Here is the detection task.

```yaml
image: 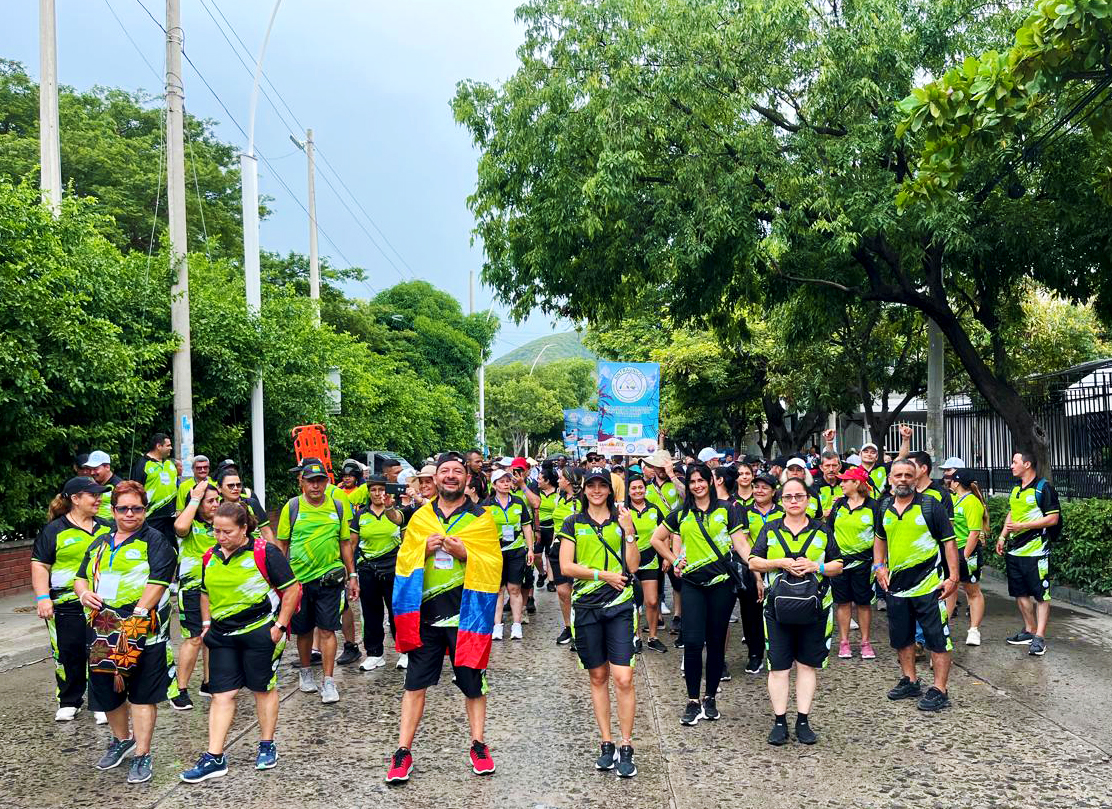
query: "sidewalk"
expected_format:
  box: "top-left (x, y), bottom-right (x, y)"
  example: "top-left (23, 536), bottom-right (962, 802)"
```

top-left (0, 591), bottom-right (50, 672)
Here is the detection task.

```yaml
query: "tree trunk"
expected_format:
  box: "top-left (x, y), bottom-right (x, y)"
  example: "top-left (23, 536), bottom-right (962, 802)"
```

top-left (762, 395), bottom-right (828, 454)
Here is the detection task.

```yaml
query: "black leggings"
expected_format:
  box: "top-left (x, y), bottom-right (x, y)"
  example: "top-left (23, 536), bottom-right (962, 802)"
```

top-left (737, 564), bottom-right (764, 659)
top-left (682, 580), bottom-right (735, 700)
top-left (358, 566), bottom-right (396, 657)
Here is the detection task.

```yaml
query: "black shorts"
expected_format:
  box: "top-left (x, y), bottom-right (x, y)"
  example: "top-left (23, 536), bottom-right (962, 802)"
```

top-left (501, 547), bottom-right (527, 587)
top-left (764, 608), bottom-right (831, 671)
top-left (547, 541), bottom-right (571, 586)
top-left (1005, 554), bottom-right (1051, 601)
top-left (942, 546), bottom-right (983, 585)
top-left (572, 603), bottom-right (637, 670)
top-left (291, 576), bottom-right (347, 634)
top-left (885, 590), bottom-right (952, 653)
top-left (88, 641), bottom-right (173, 711)
top-left (205, 624), bottom-right (285, 693)
top-left (830, 565), bottom-right (875, 606)
top-left (534, 525), bottom-right (554, 555)
top-left (403, 623), bottom-right (488, 698)
top-left (178, 587), bottom-right (203, 638)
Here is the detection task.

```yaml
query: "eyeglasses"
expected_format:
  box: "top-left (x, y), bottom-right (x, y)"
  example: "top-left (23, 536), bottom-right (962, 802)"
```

top-left (224, 482), bottom-right (243, 489)
top-left (113, 505), bottom-right (144, 514)
top-left (781, 493), bottom-right (808, 502)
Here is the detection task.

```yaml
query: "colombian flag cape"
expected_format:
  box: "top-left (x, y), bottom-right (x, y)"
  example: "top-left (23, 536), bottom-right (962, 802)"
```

top-left (393, 502), bottom-right (502, 669)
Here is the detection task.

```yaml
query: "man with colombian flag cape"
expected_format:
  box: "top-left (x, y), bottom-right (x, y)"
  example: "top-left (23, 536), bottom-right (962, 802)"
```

top-left (387, 452), bottom-right (502, 784)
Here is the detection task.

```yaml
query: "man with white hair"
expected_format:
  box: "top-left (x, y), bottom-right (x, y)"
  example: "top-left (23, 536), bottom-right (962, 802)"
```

top-left (697, 447), bottom-right (723, 469)
top-left (780, 457), bottom-right (821, 517)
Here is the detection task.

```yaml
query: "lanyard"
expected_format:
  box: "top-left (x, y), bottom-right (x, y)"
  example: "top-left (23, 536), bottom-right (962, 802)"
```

top-left (441, 511), bottom-right (468, 535)
top-left (106, 532), bottom-right (130, 570)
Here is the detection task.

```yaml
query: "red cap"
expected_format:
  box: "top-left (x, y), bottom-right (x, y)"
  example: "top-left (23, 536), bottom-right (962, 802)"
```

top-left (838, 466), bottom-right (869, 484)
top-left (511, 457), bottom-right (528, 470)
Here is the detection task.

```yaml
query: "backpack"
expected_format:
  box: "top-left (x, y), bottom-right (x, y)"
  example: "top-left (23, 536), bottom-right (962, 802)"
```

top-left (202, 537), bottom-right (299, 636)
top-left (767, 529), bottom-right (823, 626)
top-left (1035, 479), bottom-right (1063, 544)
top-left (286, 494), bottom-right (345, 529)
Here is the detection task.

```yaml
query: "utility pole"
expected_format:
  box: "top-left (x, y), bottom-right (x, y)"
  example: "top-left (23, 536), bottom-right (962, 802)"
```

top-left (291, 129), bottom-right (320, 322)
top-left (470, 268), bottom-right (487, 455)
top-left (166, 0), bottom-right (194, 465)
top-left (38, 0), bottom-right (62, 214)
top-left (926, 319), bottom-right (945, 476)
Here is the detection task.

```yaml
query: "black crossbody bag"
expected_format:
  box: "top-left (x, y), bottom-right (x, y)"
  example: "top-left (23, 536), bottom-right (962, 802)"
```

top-left (593, 521), bottom-right (643, 608)
top-left (691, 510), bottom-right (747, 593)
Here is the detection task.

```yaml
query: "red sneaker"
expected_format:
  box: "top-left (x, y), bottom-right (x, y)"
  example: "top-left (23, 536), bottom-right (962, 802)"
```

top-left (385, 748), bottom-right (413, 783)
top-left (469, 740), bottom-right (495, 776)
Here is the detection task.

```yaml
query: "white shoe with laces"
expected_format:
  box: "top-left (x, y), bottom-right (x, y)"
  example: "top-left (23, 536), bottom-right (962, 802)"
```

top-left (660, 602), bottom-right (672, 615)
top-left (966, 627), bottom-right (982, 646)
top-left (298, 669), bottom-right (317, 693)
top-left (320, 677), bottom-right (339, 704)
top-left (94, 711), bottom-right (108, 725)
top-left (492, 624), bottom-right (503, 641)
top-left (510, 622), bottom-right (523, 640)
top-left (395, 653), bottom-right (408, 670)
top-left (54, 706), bottom-right (78, 721)
top-left (359, 655), bottom-right (385, 671)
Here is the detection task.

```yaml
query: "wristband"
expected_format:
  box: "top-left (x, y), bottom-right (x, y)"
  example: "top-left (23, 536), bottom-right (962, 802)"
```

top-left (36, 594), bottom-right (49, 601)
top-left (190, 498), bottom-right (201, 506)
top-left (593, 569), bottom-right (599, 581)
top-left (872, 563), bottom-right (886, 572)
top-left (819, 562), bottom-right (825, 576)
top-left (202, 620), bottom-right (211, 627)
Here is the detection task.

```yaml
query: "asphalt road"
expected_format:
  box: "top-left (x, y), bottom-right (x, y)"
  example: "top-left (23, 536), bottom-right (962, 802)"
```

top-left (0, 577), bottom-right (1109, 809)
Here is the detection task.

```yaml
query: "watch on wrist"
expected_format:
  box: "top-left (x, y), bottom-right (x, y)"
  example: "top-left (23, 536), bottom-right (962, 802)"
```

top-left (274, 623), bottom-right (286, 632)
top-left (132, 606), bottom-right (149, 617)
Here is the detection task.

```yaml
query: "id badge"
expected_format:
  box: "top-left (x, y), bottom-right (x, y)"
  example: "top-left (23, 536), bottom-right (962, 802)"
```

top-left (501, 524), bottom-right (515, 543)
top-left (96, 572), bottom-right (121, 601)
top-left (434, 549), bottom-right (454, 570)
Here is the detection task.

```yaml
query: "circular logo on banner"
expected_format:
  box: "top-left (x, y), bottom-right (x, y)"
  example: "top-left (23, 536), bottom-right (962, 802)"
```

top-left (612, 366), bottom-right (649, 403)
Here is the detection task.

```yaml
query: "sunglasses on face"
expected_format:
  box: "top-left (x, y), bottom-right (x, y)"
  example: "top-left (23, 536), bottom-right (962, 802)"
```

top-left (113, 505), bottom-right (144, 514)
top-left (225, 482), bottom-right (243, 489)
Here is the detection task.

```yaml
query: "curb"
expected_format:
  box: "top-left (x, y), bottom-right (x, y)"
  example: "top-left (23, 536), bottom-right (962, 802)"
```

top-left (981, 565), bottom-right (1112, 617)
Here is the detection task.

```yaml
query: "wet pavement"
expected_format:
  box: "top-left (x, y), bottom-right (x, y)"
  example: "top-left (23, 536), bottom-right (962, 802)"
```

top-left (1, 577), bottom-right (1110, 809)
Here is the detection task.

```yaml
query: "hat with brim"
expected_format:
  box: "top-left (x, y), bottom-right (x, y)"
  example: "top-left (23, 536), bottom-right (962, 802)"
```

top-left (753, 473), bottom-right (778, 489)
top-left (644, 449), bottom-right (671, 468)
top-left (861, 443), bottom-right (879, 452)
top-left (952, 468), bottom-right (978, 488)
top-left (491, 469), bottom-right (511, 484)
top-left (87, 450), bottom-right (111, 467)
top-left (415, 465), bottom-right (437, 479)
top-left (583, 469), bottom-right (613, 488)
top-left (838, 466), bottom-right (870, 484)
top-left (300, 461), bottom-right (329, 480)
top-left (785, 457), bottom-right (808, 470)
top-left (940, 456), bottom-right (965, 470)
top-left (63, 476), bottom-right (110, 496)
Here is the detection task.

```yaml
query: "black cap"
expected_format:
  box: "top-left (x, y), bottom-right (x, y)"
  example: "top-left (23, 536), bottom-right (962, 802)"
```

top-left (381, 458), bottom-right (402, 468)
top-left (435, 451), bottom-right (466, 469)
top-left (952, 468), bottom-right (978, 488)
top-left (298, 461), bottom-right (329, 480)
top-left (753, 473), bottom-right (779, 488)
top-left (74, 453), bottom-right (91, 468)
top-left (583, 468), bottom-right (613, 488)
top-left (365, 475), bottom-right (388, 486)
top-left (771, 455), bottom-right (787, 468)
top-left (743, 454), bottom-right (762, 465)
top-left (63, 476), bottom-right (110, 496)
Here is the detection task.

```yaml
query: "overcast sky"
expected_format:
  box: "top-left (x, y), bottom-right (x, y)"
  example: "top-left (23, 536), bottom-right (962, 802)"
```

top-left (2, 0), bottom-right (568, 358)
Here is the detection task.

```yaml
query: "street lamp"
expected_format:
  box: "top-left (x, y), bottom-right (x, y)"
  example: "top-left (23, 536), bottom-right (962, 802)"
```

top-left (529, 344), bottom-right (555, 374)
top-left (240, 0), bottom-right (285, 507)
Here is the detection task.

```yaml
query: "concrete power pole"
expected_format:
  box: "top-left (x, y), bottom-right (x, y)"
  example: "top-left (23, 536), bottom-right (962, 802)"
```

top-left (290, 129), bottom-right (319, 323)
top-left (470, 268), bottom-right (486, 454)
top-left (39, 0), bottom-right (62, 214)
top-left (166, 0), bottom-right (194, 464)
top-left (926, 319), bottom-right (945, 476)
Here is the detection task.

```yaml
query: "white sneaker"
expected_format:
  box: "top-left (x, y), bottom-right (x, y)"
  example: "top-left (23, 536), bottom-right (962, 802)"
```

top-left (660, 602), bottom-right (672, 615)
top-left (966, 627), bottom-right (982, 646)
top-left (359, 655), bottom-right (385, 671)
top-left (54, 706), bottom-right (78, 722)
top-left (492, 624), bottom-right (503, 641)
top-left (94, 711), bottom-right (108, 725)
top-left (395, 653), bottom-right (408, 670)
top-left (510, 622), bottom-right (523, 640)
top-left (298, 669), bottom-right (317, 693)
top-left (320, 677), bottom-right (339, 704)
top-left (850, 618), bottom-right (860, 630)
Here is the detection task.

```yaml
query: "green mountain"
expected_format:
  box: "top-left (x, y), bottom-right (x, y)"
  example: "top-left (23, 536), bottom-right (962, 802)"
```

top-left (491, 331), bottom-right (598, 366)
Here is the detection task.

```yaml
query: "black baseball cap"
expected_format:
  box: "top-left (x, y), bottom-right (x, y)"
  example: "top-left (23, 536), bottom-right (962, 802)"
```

top-left (63, 476), bottom-right (110, 496)
top-left (583, 468), bottom-right (613, 488)
top-left (753, 473), bottom-right (779, 489)
top-left (381, 458), bottom-right (402, 468)
top-left (952, 468), bottom-right (978, 488)
top-left (298, 461), bottom-right (329, 480)
top-left (365, 475), bottom-right (388, 486)
top-left (435, 451), bottom-right (466, 469)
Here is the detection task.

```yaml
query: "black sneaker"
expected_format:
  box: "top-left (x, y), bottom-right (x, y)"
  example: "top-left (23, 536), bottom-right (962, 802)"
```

top-left (767, 723), bottom-right (789, 746)
top-left (633, 638), bottom-right (643, 655)
top-left (795, 718), bottom-right (817, 745)
top-left (595, 741), bottom-right (616, 771)
top-left (526, 596), bottom-right (536, 614)
top-left (657, 618), bottom-right (665, 629)
top-left (336, 642), bottom-right (360, 666)
top-left (887, 675), bottom-right (923, 701)
top-left (1007, 630), bottom-right (1035, 645)
top-left (536, 574), bottom-right (547, 589)
top-left (674, 635), bottom-right (685, 649)
top-left (546, 581), bottom-right (557, 592)
top-left (680, 700), bottom-right (703, 726)
top-left (310, 649), bottom-right (322, 665)
top-left (170, 689), bottom-right (194, 711)
top-left (616, 745), bottom-right (637, 778)
top-left (556, 627), bottom-right (572, 645)
top-left (570, 639), bottom-right (577, 652)
top-left (745, 655), bottom-right (763, 674)
top-left (701, 696), bottom-right (720, 721)
top-left (646, 637), bottom-right (668, 653)
top-left (198, 681), bottom-right (212, 698)
top-left (127, 753), bottom-right (153, 784)
top-left (917, 686), bottom-right (951, 711)
top-left (1028, 636), bottom-right (1047, 656)
top-left (720, 664), bottom-right (732, 682)
top-left (95, 736), bottom-right (136, 770)
top-left (670, 617), bottom-right (682, 634)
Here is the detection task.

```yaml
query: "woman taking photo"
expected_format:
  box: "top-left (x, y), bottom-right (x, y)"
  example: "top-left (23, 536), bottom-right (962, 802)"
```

top-left (180, 502), bottom-right (301, 781)
top-left (947, 469), bottom-right (987, 646)
top-left (558, 469), bottom-right (640, 777)
top-left (74, 481), bottom-right (177, 784)
top-left (827, 466), bottom-right (879, 660)
top-left (625, 472), bottom-right (667, 653)
top-left (483, 469), bottom-right (534, 641)
top-left (31, 477), bottom-right (111, 721)
top-left (549, 466), bottom-right (582, 646)
top-left (749, 477), bottom-right (843, 746)
top-left (351, 476), bottom-right (404, 670)
top-left (650, 463), bottom-right (749, 726)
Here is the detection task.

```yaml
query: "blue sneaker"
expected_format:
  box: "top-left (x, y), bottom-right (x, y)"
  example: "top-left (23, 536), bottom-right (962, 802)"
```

top-left (181, 752), bottom-right (228, 783)
top-left (256, 741), bottom-right (278, 770)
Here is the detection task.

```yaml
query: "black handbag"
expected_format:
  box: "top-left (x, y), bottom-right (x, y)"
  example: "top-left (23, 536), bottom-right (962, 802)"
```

top-left (692, 511), bottom-right (747, 593)
top-left (768, 531), bottom-right (822, 625)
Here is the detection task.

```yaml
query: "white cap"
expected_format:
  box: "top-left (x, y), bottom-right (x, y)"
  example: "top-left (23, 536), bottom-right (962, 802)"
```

top-left (697, 447), bottom-right (722, 463)
top-left (491, 469), bottom-right (511, 484)
top-left (397, 469), bottom-right (415, 485)
top-left (86, 450), bottom-right (111, 466)
top-left (785, 457), bottom-right (808, 469)
top-left (846, 454), bottom-right (862, 466)
top-left (497, 456), bottom-right (515, 467)
top-left (861, 442), bottom-right (878, 452)
top-left (940, 456), bottom-right (965, 470)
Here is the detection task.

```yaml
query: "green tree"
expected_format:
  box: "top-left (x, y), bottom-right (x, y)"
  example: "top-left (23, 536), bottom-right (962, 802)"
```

top-left (453, 0), bottom-right (1112, 474)
top-left (485, 359), bottom-right (595, 454)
